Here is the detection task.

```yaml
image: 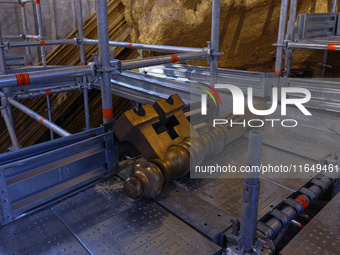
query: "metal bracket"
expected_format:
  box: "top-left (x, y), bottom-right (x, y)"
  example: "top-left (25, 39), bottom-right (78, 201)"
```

top-left (45, 107), bottom-right (54, 113)
top-left (109, 60), bottom-right (122, 74)
top-left (273, 40), bottom-right (288, 48)
top-left (75, 76), bottom-right (82, 86)
top-left (0, 97), bottom-right (8, 110)
top-left (1, 41), bottom-right (9, 51)
top-left (75, 35), bottom-right (81, 46)
top-left (211, 51), bottom-right (224, 56)
top-left (91, 60), bottom-right (121, 75)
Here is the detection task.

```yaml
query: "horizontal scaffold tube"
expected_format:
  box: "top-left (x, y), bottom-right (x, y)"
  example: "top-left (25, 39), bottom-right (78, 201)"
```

top-left (2, 35), bottom-right (23, 39)
top-left (0, 0), bottom-right (20, 3)
top-left (8, 39), bottom-right (77, 48)
top-left (24, 34), bottom-right (40, 40)
top-left (0, 65), bottom-right (94, 88)
top-left (83, 38), bottom-right (205, 53)
top-left (14, 85), bottom-right (80, 100)
top-left (288, 42), bottom-right (340, 51)
top-left (120, 52), bottom-right (209, 70)
top-left (7, 97), bottom-right (71, 137)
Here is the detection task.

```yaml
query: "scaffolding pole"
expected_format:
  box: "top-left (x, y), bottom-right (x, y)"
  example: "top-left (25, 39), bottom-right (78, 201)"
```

top-left (76, 0), bottom-right (91, 130)
top-left (0, 28), bottom-right (20, 150)
top-left (322, 0), bottom-right (338, 78)
top-left (8, 39), bottom-right (77, 48)
top-left (7, 97), bottom-right (71, 137)
top-left (14, 85), bottom-right (79, 100)
top-left (119, 52), bottom-right (209, 70)
top-left (2, 35), bottom-right (23, 39)
top-left (0, 65), bottom-right (94, 88)
top-left (240, 130), bottom-right (263, 253)
top-left (35, 0), bottom-right (54, 139)
top-left (96, 0), bottom-right (114, 125)
top-left (0, 0), bottom-right (19, 3)
top-left (284, 0), bottom-right (297, 77)
top-left (287, 42), bottom-right (340, 50)
top-left (0, 31), bottom-right (7, 76)
top-left (20, 3), bottom-right (31, 65)
top-left (83, 38), bottom-right (205, 53)
top-left (25, 35), bottom-right (40, 40)
top-left (1, 97), bottom-right (20, 150)
top-left (275, 0), bottom-right (289, 75)
top-left (210, 0), bottom-right (220, 87)
top-left (35, 0), bottom-right (46, 67)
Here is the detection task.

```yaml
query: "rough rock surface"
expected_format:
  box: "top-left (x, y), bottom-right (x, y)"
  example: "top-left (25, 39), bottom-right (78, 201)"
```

top-left (121, 0), bottom-right (339, 75)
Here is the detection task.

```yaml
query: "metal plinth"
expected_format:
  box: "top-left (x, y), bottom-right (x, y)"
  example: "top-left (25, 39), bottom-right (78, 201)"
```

top-left (191, 178), bottom-right (292, 220)
top-left (0, 127), bottom-right (117, 226)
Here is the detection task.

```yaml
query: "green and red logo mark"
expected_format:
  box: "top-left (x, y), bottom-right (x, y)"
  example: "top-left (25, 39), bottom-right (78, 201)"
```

top-left (198, 83), bottom-right (222, 115)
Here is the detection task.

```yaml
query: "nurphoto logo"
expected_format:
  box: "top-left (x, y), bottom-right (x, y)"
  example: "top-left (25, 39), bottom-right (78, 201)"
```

top-left (199, 83), bottom-right (312, 128)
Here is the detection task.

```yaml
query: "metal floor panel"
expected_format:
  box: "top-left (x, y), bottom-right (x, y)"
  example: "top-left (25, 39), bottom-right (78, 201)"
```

top-left (280, 192), bottom-right (340, 255)
top-left (155, 182), bottom-right (233, 241)
top-left (191, 178), bottom-right (292, 220)
top-left (0, 208), bottom-right (89, 255)
top-left (51, 177), bottom-right (222, 255)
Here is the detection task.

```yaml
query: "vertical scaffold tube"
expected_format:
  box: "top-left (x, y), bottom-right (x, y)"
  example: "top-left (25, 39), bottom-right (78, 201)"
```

top-left (210, 0), bottom-right (220, 87)
top-left (322, 0), bottom-right (338, 78)
top-left (35, 0), bottom-right (54, 139)
top-left (35, 0), bottom-right (46, 67)
top-left (76, 0), bottom-right (91, 130)
top-left (96, 0), bottom-right (114, 124)
top-left (275, 0), bottom-right (289, 74)
top-left (20, 3), bottom-right (31, 65)
top-left (284, 0), bottom-right (297, 77)
top-left (240, 130), bottom-right (263, 253)
top-left (0, 28), bottom-right (20, 150)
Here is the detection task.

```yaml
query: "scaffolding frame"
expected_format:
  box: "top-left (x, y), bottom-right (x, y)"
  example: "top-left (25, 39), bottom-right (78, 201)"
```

top-left (0, 0), bottom-right (216, 151)
top-left (0, 0), bottom-right (218, 227)
top-left (275, 0), bottom-right (339, 77)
